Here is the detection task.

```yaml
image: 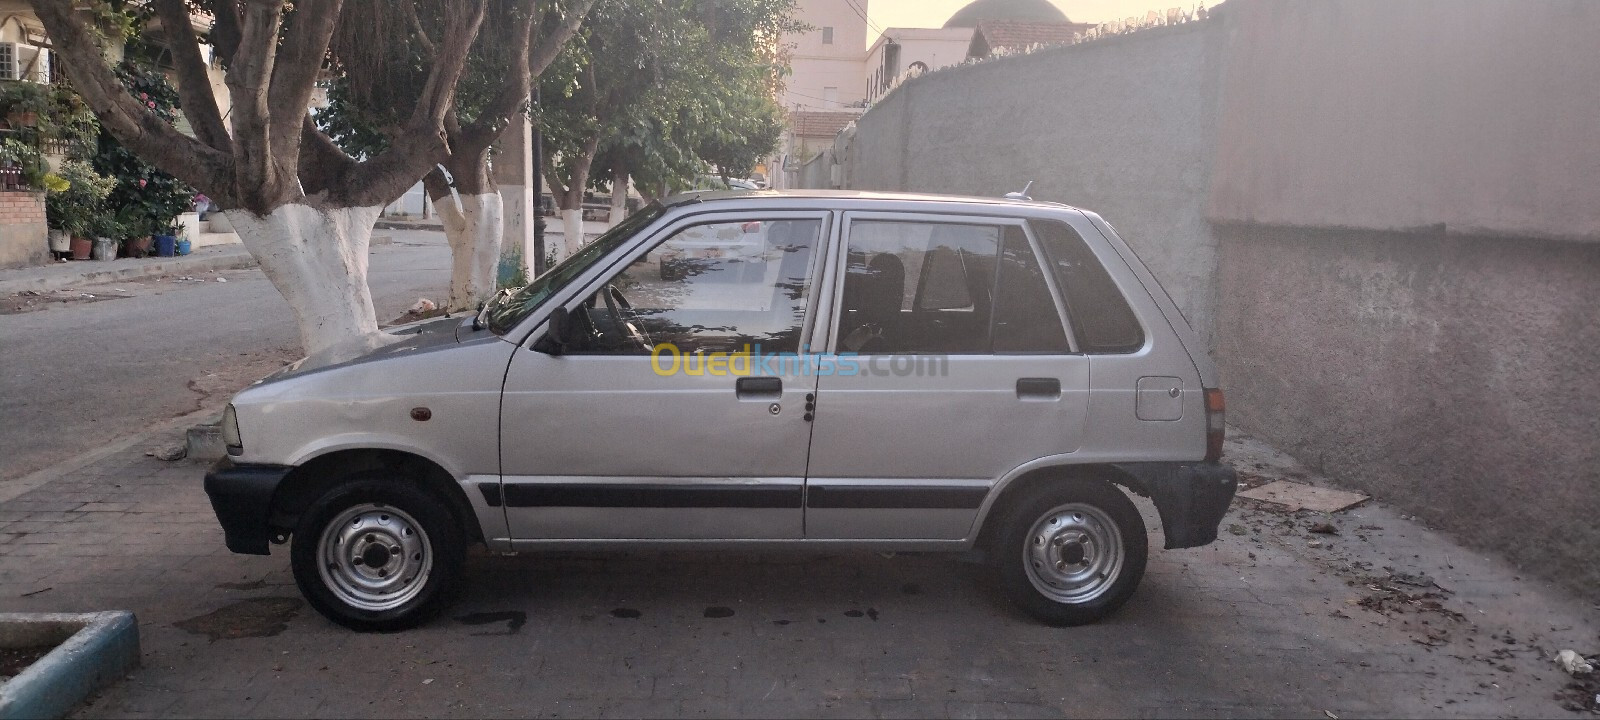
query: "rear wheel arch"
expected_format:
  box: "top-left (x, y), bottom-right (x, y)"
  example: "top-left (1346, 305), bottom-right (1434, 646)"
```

top-left (269, 449), bottom-right (484, 545)
top-left (974, 463), bottom-right (1148, 551)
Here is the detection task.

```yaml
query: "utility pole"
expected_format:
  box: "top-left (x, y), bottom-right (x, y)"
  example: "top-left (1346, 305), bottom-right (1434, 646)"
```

top-left (532, 86), bottom-right (548, 276)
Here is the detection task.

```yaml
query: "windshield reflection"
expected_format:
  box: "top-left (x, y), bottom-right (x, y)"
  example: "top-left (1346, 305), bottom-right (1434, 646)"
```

top-left (485, 203), bottom-right (665, 335)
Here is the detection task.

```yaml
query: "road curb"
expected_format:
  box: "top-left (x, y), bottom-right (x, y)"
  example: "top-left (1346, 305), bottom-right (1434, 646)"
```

top-left (0, 250), bottom-right (257, 296)
top-left (0, 406), bottom-right (220, 505)
top-left (0, 611), bottom-right (140, 720)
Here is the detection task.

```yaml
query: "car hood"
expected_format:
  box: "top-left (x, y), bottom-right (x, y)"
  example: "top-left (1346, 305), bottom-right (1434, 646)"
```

top-left (253, 315), bottom-right (478, 387)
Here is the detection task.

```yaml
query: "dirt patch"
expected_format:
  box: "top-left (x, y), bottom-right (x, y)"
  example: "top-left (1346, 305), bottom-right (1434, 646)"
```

top-left (175, 597), bottom-right (302, 641)
top-left (179, 347), bottom-right (301, 416)
top-left (0, 644), bottom-right (54, 679)
top-left (1555, 662), bottom-right (1599, 714)
top-left (1, 288), bottom-right (134, 315)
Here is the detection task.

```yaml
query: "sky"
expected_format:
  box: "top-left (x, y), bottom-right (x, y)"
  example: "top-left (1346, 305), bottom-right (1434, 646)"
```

top-left (864, 0), bottom-right (1185, 45)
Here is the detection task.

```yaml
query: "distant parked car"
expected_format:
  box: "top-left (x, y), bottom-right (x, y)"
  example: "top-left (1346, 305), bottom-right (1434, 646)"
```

top-left (205, 190), bottom-right (1237, 631)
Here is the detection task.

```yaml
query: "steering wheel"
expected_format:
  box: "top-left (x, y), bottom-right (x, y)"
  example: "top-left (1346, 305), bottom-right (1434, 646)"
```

top-left (601, 284), bottom-right (653, 351)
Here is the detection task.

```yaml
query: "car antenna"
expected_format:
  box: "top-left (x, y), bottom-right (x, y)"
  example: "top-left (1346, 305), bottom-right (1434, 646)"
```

top-left (1004, 181), bottom-right (1034, 201)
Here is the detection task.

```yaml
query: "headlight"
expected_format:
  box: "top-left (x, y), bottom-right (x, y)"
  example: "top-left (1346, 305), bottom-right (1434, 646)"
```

top-left (222, 404), bottom-right (242, 454)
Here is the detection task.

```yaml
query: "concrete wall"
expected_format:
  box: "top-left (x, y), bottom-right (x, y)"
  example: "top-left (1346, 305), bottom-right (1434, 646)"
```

top-left (1209, 0), bottom-right (1600, 241)
top-left (0, 191), bottom-right (47, 270)
top-left (1216, 225), bottom-right (1600, 595)
top-left (841, 20), bottom-right (1228, 346)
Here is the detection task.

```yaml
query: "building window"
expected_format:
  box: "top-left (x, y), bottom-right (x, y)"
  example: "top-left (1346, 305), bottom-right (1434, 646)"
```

top-left (823, 87), bottom-right (839, 108)
top-left (822, 26), bottom-right (834, 45)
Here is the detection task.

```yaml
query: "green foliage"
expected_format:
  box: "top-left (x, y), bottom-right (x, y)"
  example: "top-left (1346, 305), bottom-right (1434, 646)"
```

top-left (44, 160), bottom-right (116, 235)
top-left (89, 63), bottom-right (193, 235)
top-left (539, 0), bottom-right (801, 198)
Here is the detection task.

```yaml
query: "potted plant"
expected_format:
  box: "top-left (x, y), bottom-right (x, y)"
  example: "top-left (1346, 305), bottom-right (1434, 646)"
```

top-left (88, 213), bottom-right (121, 261)
top-left (44, 160), bottom-right (114, 260)
top-left (115, 206), bottom-right (154, 257)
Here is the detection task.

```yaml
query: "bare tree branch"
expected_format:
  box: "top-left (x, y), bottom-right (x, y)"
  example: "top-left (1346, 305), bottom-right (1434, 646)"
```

top-left (225, 0), bottom-right (288, 209)
top-left (31, 0), bottom-right (233, 198)
top-left (268, 0), bottom-right (342, 159)
top-left (400, 1), bottom-right (437, 58)
top-left (337, 0), bottom-right (488, 207)
top-left (153, 0), bottom-right (231, 153)
top-left (456, 0), bottom-right (597, 156)
top-left (298, 114), bottom-right (359, 197)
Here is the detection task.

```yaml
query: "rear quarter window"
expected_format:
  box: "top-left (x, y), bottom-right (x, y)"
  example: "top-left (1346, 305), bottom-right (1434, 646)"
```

top-left (1031, 219), bottom-right (1145, 353)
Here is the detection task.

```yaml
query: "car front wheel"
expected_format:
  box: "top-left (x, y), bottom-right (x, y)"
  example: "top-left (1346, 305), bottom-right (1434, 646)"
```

top-left (290, 477), bottom-right (465, 632)
top-left (995, 480), bottom-right (1147, 626)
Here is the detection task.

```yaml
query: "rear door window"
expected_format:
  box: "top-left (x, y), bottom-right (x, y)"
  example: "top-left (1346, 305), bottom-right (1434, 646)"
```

top-left (1031, 219), bottom-right (1144, 353)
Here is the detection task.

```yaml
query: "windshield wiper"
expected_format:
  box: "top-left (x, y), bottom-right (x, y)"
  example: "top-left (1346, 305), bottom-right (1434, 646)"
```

top-left (473, 288), bottom-right (513, 332)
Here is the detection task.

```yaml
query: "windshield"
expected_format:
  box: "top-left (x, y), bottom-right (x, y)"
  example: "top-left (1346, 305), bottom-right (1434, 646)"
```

top-left (485, 203), bottom-right (665, 335)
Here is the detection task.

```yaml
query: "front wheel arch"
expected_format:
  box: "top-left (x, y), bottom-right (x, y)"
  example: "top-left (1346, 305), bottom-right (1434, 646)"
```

top-left (269, 449), bottom-right (483, 545)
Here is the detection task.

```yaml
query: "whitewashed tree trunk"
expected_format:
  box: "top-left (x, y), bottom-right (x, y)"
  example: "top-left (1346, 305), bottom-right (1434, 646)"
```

top-left (560, 207), bottom-right (586, 261)
top-left (437, 192), bottom-right (505, 312)
top-left (609, 174), bottom-right (629, 228)
top-left (226, 204), bottom-right (398, 365)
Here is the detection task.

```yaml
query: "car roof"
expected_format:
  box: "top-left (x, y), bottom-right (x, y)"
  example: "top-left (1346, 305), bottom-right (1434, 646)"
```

top-left (659, 189), bottom-right (1080, 212)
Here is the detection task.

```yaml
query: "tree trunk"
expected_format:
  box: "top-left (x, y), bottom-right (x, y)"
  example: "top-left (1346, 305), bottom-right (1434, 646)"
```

top-left (225, 204), bottom-right (396, 365)
top-left (438, 192), bottom-right (505, 312)
top-left (609, 162), bottom-right (629, 227)
top-left (425, 153), bottom-right (505, 312)
top-left (559, 208), bottom-right (586, 261)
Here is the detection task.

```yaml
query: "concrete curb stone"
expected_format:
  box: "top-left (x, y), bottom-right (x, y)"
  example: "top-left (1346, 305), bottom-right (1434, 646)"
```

top-left (0, 248), bottom-right (256, 296)
top-left (0, 612), bottom-right (140, 720)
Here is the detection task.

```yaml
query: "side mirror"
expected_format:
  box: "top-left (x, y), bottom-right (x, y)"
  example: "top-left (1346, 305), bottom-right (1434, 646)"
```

top-left (532, 306), bottom-right (574, 355)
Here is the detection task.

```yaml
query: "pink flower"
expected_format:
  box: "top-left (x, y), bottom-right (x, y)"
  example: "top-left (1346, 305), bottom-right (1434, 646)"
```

top-left (147, 101), bottom-right (156, 108)
top-left (139, 92), bottom-right (148, 100)
top-left (138, 179), bottom-right (147, 187)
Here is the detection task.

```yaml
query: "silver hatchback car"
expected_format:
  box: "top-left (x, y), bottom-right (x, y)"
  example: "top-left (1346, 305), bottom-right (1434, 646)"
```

top-left (205, 191), bottom-right (1236, 632)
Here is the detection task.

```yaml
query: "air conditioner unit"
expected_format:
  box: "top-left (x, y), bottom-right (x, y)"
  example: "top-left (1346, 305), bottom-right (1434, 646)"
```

top-left (0, 43), bottom-right (51, 83)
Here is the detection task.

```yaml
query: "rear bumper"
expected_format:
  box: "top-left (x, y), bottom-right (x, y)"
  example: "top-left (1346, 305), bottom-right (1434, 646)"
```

top-left (203, 457), bottom-right (292, 555)
top-left (1114, 461), bottom-right (1238, 549)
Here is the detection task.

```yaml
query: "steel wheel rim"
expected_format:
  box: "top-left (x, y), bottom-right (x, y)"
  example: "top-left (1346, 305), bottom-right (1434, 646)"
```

top-left (1022, 502), bottom-right (1124, 604)
top-left (317, 503), bottom-right (432, 612)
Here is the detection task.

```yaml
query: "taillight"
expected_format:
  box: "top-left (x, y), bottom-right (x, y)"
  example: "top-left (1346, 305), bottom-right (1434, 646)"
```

top-left (1204, 388), bottom-right (1226, 462)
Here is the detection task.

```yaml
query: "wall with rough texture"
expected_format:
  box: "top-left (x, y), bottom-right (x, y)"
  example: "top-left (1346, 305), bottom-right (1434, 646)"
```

top-left (1208, 0), bottom-right (1600, 241)
top-left (0, 191), bottom-right (47, 270)
top-left (841, 20), bottom-right (1228, 347)
top-left (1216, 225), bottom-right (1600, 597)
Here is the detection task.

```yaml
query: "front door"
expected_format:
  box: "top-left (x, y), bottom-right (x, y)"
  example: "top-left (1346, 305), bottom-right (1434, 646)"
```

top-left (805, 213), bottom-right (1091, 540)
top-left (499, 213), bottom-right (829, 542)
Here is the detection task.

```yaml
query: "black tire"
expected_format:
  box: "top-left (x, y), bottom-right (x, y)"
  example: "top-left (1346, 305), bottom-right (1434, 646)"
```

top-left (993, 479), bottom-right (1147, 626)
top-left (290, 476), bottom-right (466, 632)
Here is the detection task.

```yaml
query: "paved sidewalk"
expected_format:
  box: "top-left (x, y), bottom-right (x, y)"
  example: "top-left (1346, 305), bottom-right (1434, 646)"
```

top-left (0, 429), bottom-right (1594, 719)
top-left (0, 245), bottom-right (256, 296)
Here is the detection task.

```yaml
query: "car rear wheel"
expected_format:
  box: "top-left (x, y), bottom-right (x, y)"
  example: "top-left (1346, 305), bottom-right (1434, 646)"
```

top-left (290, 477), bottom-right (465, 632)
top-left (994, 480), bottom-right (1147, 626)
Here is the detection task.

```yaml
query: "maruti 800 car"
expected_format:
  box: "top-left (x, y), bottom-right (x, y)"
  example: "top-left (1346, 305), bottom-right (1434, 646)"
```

top-left (205, 190), bottom-right (1236, 631)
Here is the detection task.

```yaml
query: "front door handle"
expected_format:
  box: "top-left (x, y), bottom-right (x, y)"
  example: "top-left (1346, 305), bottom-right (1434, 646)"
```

top-left (1016, 377), bottom-right (1061, 399)
top-left (736, 376), bottom-right (783, 400)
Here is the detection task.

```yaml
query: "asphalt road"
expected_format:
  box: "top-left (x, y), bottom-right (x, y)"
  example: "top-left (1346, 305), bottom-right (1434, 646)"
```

top-left (0, 230), bottom-right (451, 482)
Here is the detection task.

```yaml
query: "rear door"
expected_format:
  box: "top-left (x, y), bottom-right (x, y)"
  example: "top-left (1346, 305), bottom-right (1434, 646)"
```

top-left (804, 212), bottom-right (1090, 540)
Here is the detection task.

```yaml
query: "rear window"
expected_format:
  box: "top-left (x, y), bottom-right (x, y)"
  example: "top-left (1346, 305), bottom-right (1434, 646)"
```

top-left (1031, 219), bottom-right (1144, 353)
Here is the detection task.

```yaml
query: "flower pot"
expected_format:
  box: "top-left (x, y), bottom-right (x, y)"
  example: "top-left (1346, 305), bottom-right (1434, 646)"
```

top-left (175, 238), bottom-right (192, 256)
top-left (154, 234), bottom-right (176, 257)
top-left (69, 235), bottom-right (92, 260)
top-left (48, 229), bottom-right (71, 253)
top-left (125, 235), bottom-right (154, 258)
top-left (92, 237), bottom-right (117, 261)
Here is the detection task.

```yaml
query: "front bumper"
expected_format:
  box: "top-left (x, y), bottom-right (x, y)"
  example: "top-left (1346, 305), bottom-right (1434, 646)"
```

top-left (203, 457), bottom-right (293, 555)
top-left (1114, 461), bottom-right (1238, 549)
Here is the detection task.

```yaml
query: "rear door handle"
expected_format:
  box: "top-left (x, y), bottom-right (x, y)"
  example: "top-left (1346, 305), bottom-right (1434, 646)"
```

top-left (736, 376), bottom-right (783, 400)
top-left (1017, 377), bottom-right (1061, 399)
